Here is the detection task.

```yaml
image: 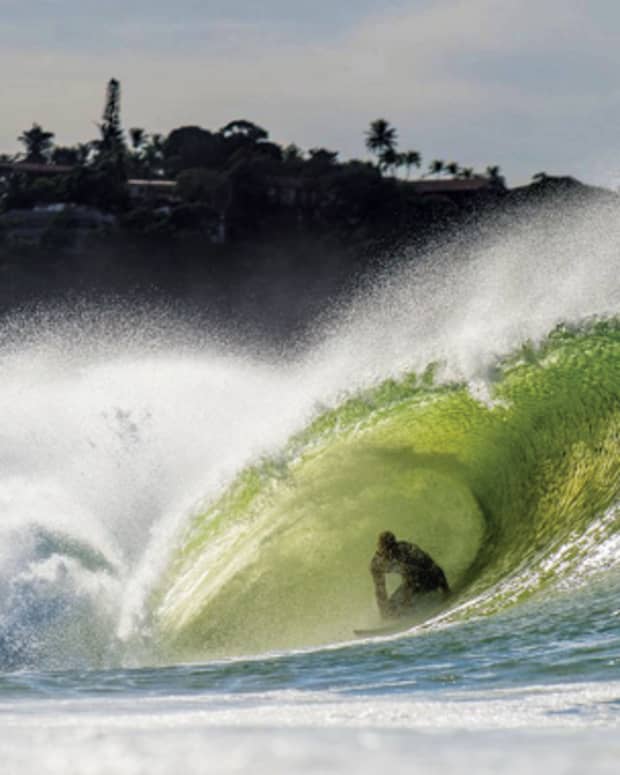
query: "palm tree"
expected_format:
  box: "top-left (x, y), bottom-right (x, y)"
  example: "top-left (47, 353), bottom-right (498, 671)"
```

top-left (486, 165), bottom-right (505, 187)
top-left (18, 123), bottom-right (55, 164)
top-left (427, 159), bottom-right (444, 177)
top-left (379, 146), bottom-right (400, 175)
top-left (401, 150), bottom-right (422, 178)
top-left (365, 119), bottom-right (398, 171)
top-left (445, 161), bottom-right (459, 177)
top-left (458, 167), bottom-right (474, 179)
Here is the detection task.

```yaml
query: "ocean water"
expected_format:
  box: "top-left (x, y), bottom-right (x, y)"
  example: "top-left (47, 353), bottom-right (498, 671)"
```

top-left (0, 199), bottom-right (619, 773)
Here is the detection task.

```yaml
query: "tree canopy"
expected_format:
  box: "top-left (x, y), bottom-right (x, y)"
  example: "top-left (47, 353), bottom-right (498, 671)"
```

top-left (1, 79), bottom-right (507, 240)
top-left (18, 124), bottom-right (55, 164)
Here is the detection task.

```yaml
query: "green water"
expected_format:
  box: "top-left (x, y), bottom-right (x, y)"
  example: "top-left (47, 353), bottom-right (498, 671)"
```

top-left (154, 322), bottom-right (620, 659)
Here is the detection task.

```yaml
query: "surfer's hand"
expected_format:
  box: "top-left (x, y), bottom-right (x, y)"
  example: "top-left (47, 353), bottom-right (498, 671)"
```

top-left (383, 601), bottom-right (400, 619)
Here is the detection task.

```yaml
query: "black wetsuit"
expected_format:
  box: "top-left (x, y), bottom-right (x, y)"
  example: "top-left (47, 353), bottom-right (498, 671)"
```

top-left (370, 541), bottom-right (449, 619)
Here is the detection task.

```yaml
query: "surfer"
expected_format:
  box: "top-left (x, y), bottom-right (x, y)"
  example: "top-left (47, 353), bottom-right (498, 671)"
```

top-left (370, 531), bottom-right (450, 619)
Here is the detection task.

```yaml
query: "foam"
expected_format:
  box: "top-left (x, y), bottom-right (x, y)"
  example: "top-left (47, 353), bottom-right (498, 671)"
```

top-left (0, 683), bottom-right (618, 774)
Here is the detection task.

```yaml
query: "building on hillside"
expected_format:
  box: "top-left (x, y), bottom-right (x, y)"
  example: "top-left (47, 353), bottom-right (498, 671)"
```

top-left (127, 178), bottom-right (179, 205)
top-left (408, 176), bottom-right (503, 197)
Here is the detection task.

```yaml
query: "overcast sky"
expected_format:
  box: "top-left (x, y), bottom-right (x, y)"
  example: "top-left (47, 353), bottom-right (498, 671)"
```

top-left (2, 0), bottom-right (620, 185)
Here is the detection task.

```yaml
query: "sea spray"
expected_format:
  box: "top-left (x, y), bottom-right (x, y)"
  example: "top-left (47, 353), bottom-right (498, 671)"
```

top-left (0, 195), bottom-right (618, 668)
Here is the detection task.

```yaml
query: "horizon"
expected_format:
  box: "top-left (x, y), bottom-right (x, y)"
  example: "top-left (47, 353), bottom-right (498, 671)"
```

top-left (3, 1), bottom-right (620, 187)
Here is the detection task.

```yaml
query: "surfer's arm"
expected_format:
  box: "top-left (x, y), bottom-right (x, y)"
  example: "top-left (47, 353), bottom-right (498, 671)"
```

top-left (436, 565), bottom-right (450, 594)
top-left (370, 555), bottom-right (390, 618)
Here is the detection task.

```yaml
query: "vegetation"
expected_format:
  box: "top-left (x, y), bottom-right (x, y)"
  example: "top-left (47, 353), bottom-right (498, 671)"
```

top-left (0, 78), bottom-right (609, 340)
top-left (0, 77), bottom-right (512, 254)
top-left (18, 124), bottom-right (55, 164)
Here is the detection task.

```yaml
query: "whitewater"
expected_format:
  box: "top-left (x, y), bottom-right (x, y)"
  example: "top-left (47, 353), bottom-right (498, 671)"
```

top-left (0, 198), bottom-right (618, 773)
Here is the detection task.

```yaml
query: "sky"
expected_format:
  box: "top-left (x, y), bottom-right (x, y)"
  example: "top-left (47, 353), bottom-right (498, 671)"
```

top-left (2, 0), bottom-right (620, 185)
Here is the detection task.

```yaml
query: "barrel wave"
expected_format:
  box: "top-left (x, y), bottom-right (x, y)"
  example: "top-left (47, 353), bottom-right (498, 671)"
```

top-left (155, 321), bottom-right (620, 659)
top-left (1, 199), bottom-right (619, 670)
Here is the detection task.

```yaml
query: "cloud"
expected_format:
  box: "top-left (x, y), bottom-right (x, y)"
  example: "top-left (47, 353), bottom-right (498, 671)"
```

top-left (2, 0), bottom-right (620, 183)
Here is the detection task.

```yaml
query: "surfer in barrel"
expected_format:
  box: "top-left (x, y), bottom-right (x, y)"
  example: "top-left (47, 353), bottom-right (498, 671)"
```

top-left (370, 531), bottom-right (450, 620)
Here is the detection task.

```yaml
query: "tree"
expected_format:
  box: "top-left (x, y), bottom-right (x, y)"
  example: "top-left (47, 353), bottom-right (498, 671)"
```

top-left (18, 123), bottom-right (55, 164)
top-left (309, 148), bottom-right (338, 164)
top-left (75, 142), bottom-right (94, 166)
top-left (379, 146), bottom-right (400, 176)
top-left (249, 141), bottom-right (283, 162)
top-left (365, 119), bottom-right (398, 172)
top-left (141, 134), bottom-right (165, 178)
top-left (427, 159), bottom-right (445, 177)
top-left (283, 144), bottom-right (304, 163)
top-left (458, 167), bottom-right (474, 179)
top-left (127, 128), bottom-right (156, 178)
top-left (96, 78), bottom-right (126, 177)
top-left (100, 79), bottom-right (123, 146)
top-left (163, 126), bottom-right (224, 175)
top-left (219, 120), bottom-right (268, 143)
top-left (51, 146), bottom-right (80, 166)
top-left (14, 175), bottom-right (64, 208)
top-left (176, 167), bottom-right (228, 205)
top-left (129, 127), bottom-right (147, 152)
top-left (321, 164), bottom-right (400, 232)
top-left (445, 161), bottom-right (459, 177)
top-left (307, 148), bottom-right (339, 172)
top-left (400, 150), bottom-right (422, 178)
top-left (60, 166), bottom-right (129, 211)
top-left (486, 165), bottom-right (505, 188)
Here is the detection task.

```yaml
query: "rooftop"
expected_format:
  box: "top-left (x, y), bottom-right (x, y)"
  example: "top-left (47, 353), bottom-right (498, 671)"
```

top-left (409, 177), bottom-right (497, 194)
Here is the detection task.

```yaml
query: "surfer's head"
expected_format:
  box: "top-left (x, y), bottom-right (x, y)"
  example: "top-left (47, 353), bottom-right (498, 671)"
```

top-left (377, 531), bottom-right (397, 557)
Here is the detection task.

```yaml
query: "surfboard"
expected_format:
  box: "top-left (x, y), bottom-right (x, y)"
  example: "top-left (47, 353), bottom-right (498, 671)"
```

top-left (353, 620), bottom-right (415, 637)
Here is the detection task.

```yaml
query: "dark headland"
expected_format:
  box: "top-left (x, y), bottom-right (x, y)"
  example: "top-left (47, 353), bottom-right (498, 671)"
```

top-left (1, 80), bottom-right (616, 344)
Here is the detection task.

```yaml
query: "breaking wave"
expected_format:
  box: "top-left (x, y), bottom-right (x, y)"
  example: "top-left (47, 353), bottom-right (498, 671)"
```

top-left (1, 197), bottom-right (619, 667)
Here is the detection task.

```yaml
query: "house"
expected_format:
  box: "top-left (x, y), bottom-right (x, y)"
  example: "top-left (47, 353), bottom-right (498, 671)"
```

top-left (408, 176), bottom-right (501, 196)
top-left (127, 178), bottom-right (179, 204)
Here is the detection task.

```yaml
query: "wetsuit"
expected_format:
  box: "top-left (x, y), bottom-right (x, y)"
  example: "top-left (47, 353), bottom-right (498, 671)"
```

top-left (370, 540), bottom-right (449, 619)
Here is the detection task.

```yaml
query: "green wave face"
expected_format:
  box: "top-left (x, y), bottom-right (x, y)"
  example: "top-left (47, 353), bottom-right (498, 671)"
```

top-left (154, 322), bottom-right (620, 659)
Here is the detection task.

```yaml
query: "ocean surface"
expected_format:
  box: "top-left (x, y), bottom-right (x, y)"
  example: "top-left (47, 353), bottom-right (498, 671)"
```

top-left (0, 200), bottom-right (618, 773)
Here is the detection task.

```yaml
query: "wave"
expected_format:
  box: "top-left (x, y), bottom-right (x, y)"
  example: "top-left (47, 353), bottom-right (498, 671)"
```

top-left (1, 196), bottom-right (620, 668)
top-left (154, 321), bottom-right (620, 658)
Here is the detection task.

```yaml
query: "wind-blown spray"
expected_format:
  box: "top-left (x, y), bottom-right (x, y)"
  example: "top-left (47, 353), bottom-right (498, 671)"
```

top-left (0, 195), bottom-right (618, 668)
